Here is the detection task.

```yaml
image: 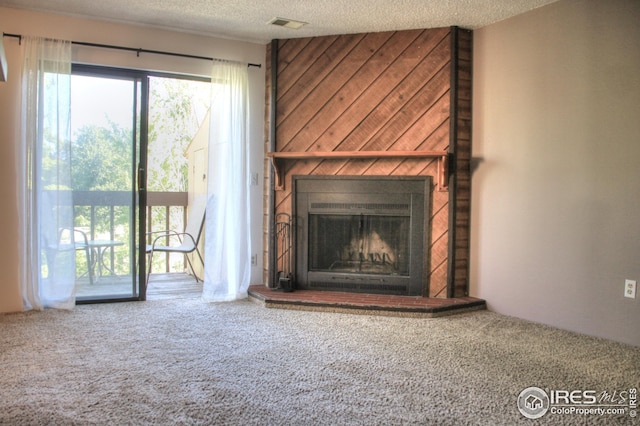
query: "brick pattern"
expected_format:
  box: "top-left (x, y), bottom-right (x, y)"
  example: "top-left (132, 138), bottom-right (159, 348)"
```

top-left (248, 286), bottom-right (485, 317)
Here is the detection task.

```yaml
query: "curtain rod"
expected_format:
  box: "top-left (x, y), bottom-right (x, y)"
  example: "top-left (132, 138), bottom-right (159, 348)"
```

top-left (2, 33), bottom-right (262, 68)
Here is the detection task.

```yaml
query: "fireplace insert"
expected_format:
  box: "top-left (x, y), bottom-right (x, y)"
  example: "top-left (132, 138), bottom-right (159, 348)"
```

top-left (294, 176), bottom-right (430, 296)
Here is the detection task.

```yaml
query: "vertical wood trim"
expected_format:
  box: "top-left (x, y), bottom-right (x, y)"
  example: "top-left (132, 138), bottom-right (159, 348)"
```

top-left (455, 29), bottom-right (473, 297)
top-left (447, 28), bottom-right (473, 298)
top-left (447, 26), bottom-right (459, 298)
top-left (268, 39), bottom-right (278, 288)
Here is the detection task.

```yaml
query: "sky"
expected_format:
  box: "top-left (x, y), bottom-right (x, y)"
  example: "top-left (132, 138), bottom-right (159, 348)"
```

top-left (70, 74), bottom-right (136, 137)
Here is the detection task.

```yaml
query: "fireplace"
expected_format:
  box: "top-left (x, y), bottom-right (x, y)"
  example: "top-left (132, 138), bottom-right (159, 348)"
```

top-left (294, 176), bottom-right (430, 296)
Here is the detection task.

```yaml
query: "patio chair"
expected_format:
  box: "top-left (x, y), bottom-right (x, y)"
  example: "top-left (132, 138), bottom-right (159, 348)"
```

top-left (41, 191), bottom-right (94, 285)
top-left (146, 194), bottom-right (206, 284)
top-left (44, 227), bottom-right (95, 286)
top-left (65, 228), bottom-right (94, 286)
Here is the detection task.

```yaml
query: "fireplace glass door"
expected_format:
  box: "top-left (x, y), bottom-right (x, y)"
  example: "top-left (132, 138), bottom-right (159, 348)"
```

top-left (294, 176), bottom-right (430, 296)
top-left (309, 214), bottom-right (410, 276)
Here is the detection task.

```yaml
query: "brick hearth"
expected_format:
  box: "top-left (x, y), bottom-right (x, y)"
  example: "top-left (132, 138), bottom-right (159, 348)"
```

top-left (248, 285), bottom-right (486, 318)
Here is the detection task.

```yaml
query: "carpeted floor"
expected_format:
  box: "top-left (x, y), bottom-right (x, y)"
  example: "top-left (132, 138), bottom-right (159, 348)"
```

top-left (0, 298), bottom-right (638, 425)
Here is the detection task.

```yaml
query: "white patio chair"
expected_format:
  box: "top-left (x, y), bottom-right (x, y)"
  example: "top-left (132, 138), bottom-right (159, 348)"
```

top-left (146, 194), bottom-right (206, 284)
top-left (41, 191), bottom-right (94, 285)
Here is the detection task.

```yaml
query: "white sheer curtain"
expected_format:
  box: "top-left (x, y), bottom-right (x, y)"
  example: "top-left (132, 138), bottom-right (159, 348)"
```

top-left (19, 36), bottom-right (74, 310)
top-left (202, 61), bottom-right (251, 301)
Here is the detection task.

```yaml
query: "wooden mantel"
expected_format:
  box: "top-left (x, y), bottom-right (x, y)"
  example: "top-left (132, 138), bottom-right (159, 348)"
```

top-left (266, 150), bottom-right (450, 191)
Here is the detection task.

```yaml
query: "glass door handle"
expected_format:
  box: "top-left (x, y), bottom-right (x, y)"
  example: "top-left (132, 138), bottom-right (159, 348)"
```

top-left (138, 167), bottom-right (146, 191)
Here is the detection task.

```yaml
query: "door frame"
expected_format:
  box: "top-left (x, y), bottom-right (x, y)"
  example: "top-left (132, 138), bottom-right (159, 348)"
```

top-left (72, 64), bottom-right (148, 302)
top-left (72, 64), bottom-right (210, 303)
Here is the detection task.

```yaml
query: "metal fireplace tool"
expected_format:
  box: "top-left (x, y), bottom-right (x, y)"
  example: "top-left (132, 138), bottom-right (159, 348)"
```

top-left (274, 212), bottom-right (293, 291)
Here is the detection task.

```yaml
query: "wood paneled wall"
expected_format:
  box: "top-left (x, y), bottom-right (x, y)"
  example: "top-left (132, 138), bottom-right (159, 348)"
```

top-left (263, 27), bottom-right (472, 298)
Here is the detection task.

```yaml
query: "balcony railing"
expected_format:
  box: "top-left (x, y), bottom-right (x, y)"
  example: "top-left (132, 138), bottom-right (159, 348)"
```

top-left (146, 191), bottom-right (188, 272)
top-left (71, 190), bottom-right (189, 275)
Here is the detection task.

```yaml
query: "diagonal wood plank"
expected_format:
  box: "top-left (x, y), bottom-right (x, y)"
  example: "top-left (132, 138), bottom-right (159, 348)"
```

top-left (278, 30), bottom-right (422, 152)
top-left (277, 31), bottom-right (396, 151)
top-left (277, 33), bottom-right (366, 121)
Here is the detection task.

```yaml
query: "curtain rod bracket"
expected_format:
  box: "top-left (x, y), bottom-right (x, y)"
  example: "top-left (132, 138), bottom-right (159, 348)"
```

top-left (2, 33), bottom-right (22, 45)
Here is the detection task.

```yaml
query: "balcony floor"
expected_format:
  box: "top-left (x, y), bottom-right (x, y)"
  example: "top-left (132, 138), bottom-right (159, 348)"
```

top-left (75, 272), bottom-right (202, 301)
top-left (147, 273), bottom-right (203, 300)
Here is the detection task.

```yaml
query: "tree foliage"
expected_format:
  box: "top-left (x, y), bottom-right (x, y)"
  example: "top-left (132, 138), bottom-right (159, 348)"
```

top-left (67, 75), bottom-right (210, 276)
top-left (147, 77), bottom-right (210, 192)
top-left (71, 120), bottom-right (132, 191)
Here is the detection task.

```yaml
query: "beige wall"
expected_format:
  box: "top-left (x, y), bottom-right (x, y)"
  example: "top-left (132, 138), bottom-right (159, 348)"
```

top-left (472, 0), bottom-right (640, 346)
top-left (0, 19), bottom-right (21, 312)
top-left (0, 7), bottom-right (266, 312)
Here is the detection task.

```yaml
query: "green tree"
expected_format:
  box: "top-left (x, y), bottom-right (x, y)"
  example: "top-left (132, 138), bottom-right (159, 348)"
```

top-left (147, 77), bottom-right (209, 192)
top-left (71, 121), bottom-right (132, 191)
top-left (68, 76), bottom-right (210, 276)
top-left (71, 120), bottom-right (132, 271)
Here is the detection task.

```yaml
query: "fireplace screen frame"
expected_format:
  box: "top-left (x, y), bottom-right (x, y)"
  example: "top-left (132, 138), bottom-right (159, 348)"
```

top-left (293, 176), bottom-right (430, 296)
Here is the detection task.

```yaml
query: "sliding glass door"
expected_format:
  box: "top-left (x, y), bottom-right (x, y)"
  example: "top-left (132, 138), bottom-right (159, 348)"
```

top-left (71, 67), bottom-right (146, 301)
top-left (69, 66), bottom-right (211, 302)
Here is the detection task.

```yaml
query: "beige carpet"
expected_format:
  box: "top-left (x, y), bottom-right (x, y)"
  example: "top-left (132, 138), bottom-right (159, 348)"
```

top-left (0, 298), bottom-right (638, 425)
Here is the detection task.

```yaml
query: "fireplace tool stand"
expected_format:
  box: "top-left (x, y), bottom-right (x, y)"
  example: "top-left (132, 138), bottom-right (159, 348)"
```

top-left (274, 213), bottom-right (294, 292)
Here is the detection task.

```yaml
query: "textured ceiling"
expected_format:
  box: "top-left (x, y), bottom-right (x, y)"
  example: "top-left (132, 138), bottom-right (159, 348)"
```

top-left (0, 0), bottom-right (559, 44)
